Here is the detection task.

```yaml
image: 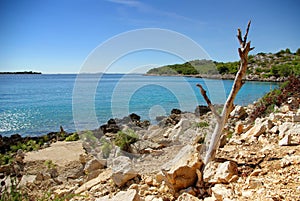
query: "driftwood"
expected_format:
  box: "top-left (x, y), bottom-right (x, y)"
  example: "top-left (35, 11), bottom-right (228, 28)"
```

top-left (197, 21), bottom-right (254, 164)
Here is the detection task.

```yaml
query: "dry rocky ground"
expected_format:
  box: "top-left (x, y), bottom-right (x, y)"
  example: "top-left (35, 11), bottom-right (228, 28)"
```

top-left (1, 97), bottom-right (299, 201)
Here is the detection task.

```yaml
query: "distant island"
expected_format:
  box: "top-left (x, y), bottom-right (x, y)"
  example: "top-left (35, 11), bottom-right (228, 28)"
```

top-left (146, 48), bottom-right (300, 82)
top-left (0, 71), bottom-right (42, 74)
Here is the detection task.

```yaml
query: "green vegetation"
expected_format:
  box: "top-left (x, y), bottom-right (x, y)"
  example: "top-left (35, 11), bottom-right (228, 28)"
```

top-left (100, 138), bottom-right (112, 158)
top-left (114, 129), bottom-right (139, 152)
top-left (147, 60), bottom-right (218, 75)
top-left (146, 48), bottom-right (300, 78)
top-left (0, 177), bottom-right (28, 201)
top-left (249, 76), bottom-right (300, 120)
top-left (194, 121), bottom-right (209, 128)
top-left (65, 133), bottom-right (80, 141)
top-left (44, 160), bottom-right (56, 169)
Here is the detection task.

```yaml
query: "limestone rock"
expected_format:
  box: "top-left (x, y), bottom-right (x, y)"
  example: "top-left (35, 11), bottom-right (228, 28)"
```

top-left (111, 156), bottom-right (138, 187)
top-left (230, 105), bottom-right (247, 120)
top-left (279, 134), bottom-right (292, 146)
top-left (176, 192), bottom-right (201, 201)
top-left (75, 169), bottom-right (112, 194)
top-left (215, 161), bottom-right (238, 183)
top-left (96, 189), bottom-right (140, 201)
top-left (145, 195), bottom-right (163, 201)
top-left (161, 145), bottom-right (203, 191)
top-left (211, 184), bottom-right (233, 200)
top-left (244, 124), bottom-right (266, 138)
top-left (203, 161), bottom-right (219, 183)
top-left (280, 105), bottom-right (290, 113)
top-left (235, 123), bottom-right (244, 135)
top-left (84, 158), bottom-right (105, 174)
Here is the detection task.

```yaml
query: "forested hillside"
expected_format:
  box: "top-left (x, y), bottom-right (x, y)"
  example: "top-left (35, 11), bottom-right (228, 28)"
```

top-left (146, 48), bottom-right (300, 81)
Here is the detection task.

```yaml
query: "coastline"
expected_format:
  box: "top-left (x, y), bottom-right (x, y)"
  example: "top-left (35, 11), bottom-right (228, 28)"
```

top-left (145, 73), bottom-right (288, 82)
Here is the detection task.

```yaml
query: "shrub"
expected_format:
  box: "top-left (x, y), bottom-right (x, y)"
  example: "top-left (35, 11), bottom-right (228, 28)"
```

top-left (65, 133), bottom-right (79, 141)
top-left (100, 138), bottom-right (112, 158)
top-left (195, 121), bottom-right (209, 128)
top-left (250, 76), bottom-right (300, 120)
top-left (114, 129), bottom-right (139, 152)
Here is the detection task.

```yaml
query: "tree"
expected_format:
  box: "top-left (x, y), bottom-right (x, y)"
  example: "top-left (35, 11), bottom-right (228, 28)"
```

top-left (296, 48), bottom-right (300, 56)
top-left (197, 21), bottom-right (254, 165)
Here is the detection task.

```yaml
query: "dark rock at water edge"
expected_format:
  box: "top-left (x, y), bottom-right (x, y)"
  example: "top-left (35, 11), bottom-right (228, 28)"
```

top-left (195, 105), bottom-right (211, 116)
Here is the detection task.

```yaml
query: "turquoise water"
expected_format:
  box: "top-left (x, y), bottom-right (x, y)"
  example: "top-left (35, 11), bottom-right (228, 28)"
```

top-left (0, 74), bottom-right (278, 136)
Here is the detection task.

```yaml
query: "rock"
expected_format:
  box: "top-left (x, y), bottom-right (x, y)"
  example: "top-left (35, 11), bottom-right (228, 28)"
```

top-left (84, 158), bottom-right (105, 174)
top-left (249, 169), bottom-right (262, 177)
top-left (287, 97), bottom-right (299, 110)
top-left (246, 178), bottom-right (263, 189)
top-left (269, 125), bottom-right (278, 134)
top-left (279, 134), bottom-right (292, 146)
top-left (211, 184), bottom-right (233, 200)
top-left (235, 123), bottom-right (244, 135)
top-left (19, 175), bottom-right (36, 186)
top-left (161, 145), bottom-right (202, 192)
top-left (244, 124), bottom-right (266, 138)
top-left (96, 189), bottom-right (140, 201)
top-left (129, 113), bottom-right (141, 122)
top-left (203, 161), bottom-right (238, 184)
top-left (281, 155), bottom-right (300, 168)
top-left (111, 156), bottom-right (138, 187)
top-left (171, 108), bottom-right (182, 114)
top-left (145, 195), bottom-right (163, 201)
top-left (280, 105), bottom-right (290, 113)
top-left (195, 105), bottom-right (210, 116)
top-left (168, 119), bottom-right (191, 141)
top-left (203, 161), bottom-right (219, 183)
top-left (203, 197), bottom-right (217, 201)
top-left (176, 192), bottom-right (201, 201)
top-left (131, 140), bottom-right (163, 154)
top-left (75, 169), bottom-right (112, 194)
top-left (230, 105), bottom-right (247, 120)
top-left (215, 161), bottom-right (238, 183)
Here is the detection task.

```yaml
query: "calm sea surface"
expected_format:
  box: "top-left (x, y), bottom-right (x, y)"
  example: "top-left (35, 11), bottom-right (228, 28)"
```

top-left (0, 74), bottom-right (279, 136)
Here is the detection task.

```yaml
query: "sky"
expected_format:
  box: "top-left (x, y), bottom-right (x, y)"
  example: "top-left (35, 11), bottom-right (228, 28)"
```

top-left (0, 0), bottom-right (299, 73)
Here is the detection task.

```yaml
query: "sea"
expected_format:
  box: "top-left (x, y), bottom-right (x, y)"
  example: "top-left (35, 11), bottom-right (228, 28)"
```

top-left (0, 74), bottom-right (279, 137)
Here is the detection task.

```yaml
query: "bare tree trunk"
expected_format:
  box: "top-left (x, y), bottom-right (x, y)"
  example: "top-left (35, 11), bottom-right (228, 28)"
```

top-left (198, 21), bottom-right (254, 165)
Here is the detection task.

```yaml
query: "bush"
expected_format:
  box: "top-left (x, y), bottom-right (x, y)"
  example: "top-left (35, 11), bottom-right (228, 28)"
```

top-left (100, 138), bottom-right (112, 158)
top-left (195, 121), bottom-right (209, 128)
top-left (250, 76), bottom-right (300, 120)
top-left (65, 133), bottom-right (79, 141)
top-left (114, 129), bottom-right (139, 152)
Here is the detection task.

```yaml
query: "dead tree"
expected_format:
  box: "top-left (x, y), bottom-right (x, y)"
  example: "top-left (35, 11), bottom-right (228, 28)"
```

top-left (197, 21), bottom-right (254, 164)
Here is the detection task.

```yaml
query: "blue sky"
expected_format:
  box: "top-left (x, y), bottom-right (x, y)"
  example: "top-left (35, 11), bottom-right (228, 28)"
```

top-left (0, 0), bottom-right (299, 73)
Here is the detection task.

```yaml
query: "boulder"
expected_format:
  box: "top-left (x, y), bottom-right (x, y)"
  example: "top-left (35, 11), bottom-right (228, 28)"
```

top-left (111, 156), bottom-right (138, 187)
top-left (161, 145), bottom-right (203, 192)
top-left (171, 108), bottom-right (182, 114)
top-left (96, 189), bottom-right (140, 201)
top-left (195, 105), bottom-right (210, 116)
top-left (129, 113), bottom-right (141, 122)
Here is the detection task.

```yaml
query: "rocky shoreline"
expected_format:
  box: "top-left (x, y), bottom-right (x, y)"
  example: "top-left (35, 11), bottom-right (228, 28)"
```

top-left (0, 93), bottom-right (299, 200)
top-left (145, 73), bottom-right (288, 82)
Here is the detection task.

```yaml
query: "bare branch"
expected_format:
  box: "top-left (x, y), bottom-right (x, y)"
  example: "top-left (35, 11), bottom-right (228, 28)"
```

top-left (196, 84), bottom-right (221, 122)
top-left (243, 21), bottom-right (251, 46)
top-left (202, 21), bottom-right (254, 164)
